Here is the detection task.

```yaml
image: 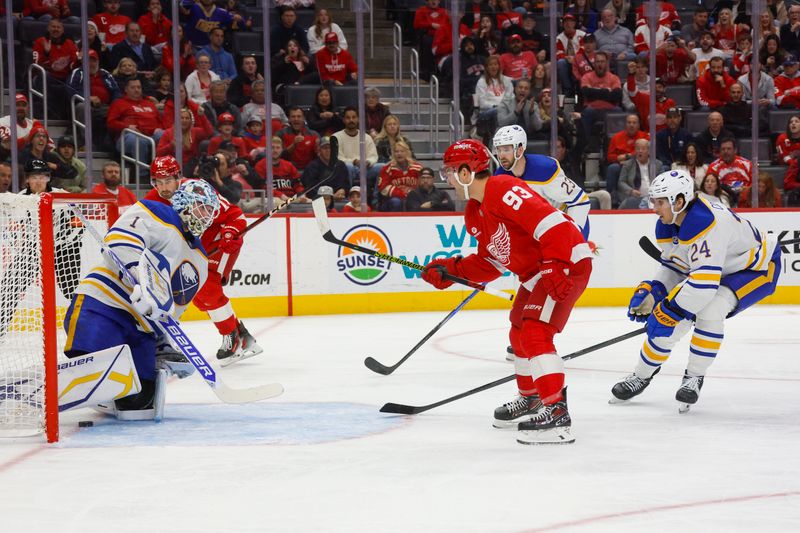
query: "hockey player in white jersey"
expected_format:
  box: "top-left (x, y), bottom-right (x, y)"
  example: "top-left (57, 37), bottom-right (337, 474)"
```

top-left (610, 169), bottom-right (782, 412)
top-left (62, 180), bottom-right (219, 419)
top-left (492, 125), bottom-right (591, 239)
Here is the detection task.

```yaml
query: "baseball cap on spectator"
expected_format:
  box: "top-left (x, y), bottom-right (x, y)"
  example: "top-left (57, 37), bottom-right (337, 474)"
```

top-left (320, 136), bottom-right (331, 146)
top-left (419, 167), bottom-right (436, 178)
top-left (523, 12), bottom-right (536, 20)
top-left (317, 186), bottom-right (334, 197)
top-left (666, 107), bottom-right (682, 117)
top-left (88, 49), bottom-right (99, 60)
top-left (16, 94), bottom-right (28, 104)
top-left (349, 186), bottom-right (361, 195)
top-left (508, 34), bottom-right (522, 42)
top-left (783, 54), bottom-right (799, 67)
top-left (562, 13), bottom-right (576, 21)
top-left (245, 114), bottom-right (262, 125)
top-left (324, 32), bottom-right (339, 43)
top-left (218, 112), bottom-right (235, 125)
top-left (57, 135), bottom-right (75, 148)
top-left (29, 125), bottom-right (48, 139)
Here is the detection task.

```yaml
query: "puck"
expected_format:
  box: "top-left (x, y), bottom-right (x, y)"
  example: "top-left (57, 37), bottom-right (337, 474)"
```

top-left (78, 421), bottom-right (93, 428)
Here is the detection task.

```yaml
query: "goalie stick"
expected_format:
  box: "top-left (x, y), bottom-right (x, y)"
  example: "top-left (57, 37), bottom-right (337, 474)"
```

top-left (379, 327), bottom-right (646, 415)
top-left (639, 235), bottom-right (800, 263)
top-left (364, 289), bottom-right (480, 375)
top-left (70, 204), bottom-right (284, 404)
top-left (207, 137), bottom-right (340, 255)
top-left (311, 198), bottom-right (513, 302)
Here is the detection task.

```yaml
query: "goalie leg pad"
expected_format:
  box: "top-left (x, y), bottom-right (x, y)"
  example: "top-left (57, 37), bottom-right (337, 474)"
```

top-left (58, 345), bottom-right (142, 412)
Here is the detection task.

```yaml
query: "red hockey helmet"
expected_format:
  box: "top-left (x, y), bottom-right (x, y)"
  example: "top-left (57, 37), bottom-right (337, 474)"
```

top-left (442, 139), bottom-right (491, 177)
top-left (150, 155), bottom-right (181, 181)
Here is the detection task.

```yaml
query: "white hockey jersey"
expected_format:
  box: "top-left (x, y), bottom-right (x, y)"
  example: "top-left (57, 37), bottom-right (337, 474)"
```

top-left (75, 200), bottom-right (208, 333)
top-left (651, 197), bottom-right (778, 316)
top-left (494, 154), bottom-right (591, 237)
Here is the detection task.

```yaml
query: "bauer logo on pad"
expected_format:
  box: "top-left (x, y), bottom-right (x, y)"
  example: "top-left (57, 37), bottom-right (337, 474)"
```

top-left (335, 225), bottom-right (393, 286)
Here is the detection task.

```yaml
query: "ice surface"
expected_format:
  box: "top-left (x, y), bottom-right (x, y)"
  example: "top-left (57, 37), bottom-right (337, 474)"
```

top-left (1, 306), bottom-right (799, 532)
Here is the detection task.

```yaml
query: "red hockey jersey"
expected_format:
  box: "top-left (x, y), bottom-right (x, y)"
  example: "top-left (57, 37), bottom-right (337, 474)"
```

top-left (775, 133), bottom-right (800, 164)
top-left (32, 36), bottom-right (77, 81)
top-left (774, 73), bottom-right (800, 108)
top-left (455, 174), bottom-right (592, 285)
top-left (92, 12), bottom-right (131, 45)
top-left (377, 161), bottom-right (422, 199)
top-left (315, 48), bottom-right (358, 85)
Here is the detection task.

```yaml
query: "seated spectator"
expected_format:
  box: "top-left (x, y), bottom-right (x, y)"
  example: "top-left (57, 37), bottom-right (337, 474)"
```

top-left (594, 8), bottom-right (636, 64)
top-left (0, 94), bottom-right (45, 149)
top-left (694, 111), bottom-right (734, 161)
top-left (721, 83), bottom-right (762, 138)
top-left (672, 141), bottom-right (708, 187)
top-left (67, 49), bottom-right (120, 151)
top-left (579, 50), bottom-right (622, 141)
top-left (332, 106), bottom-right (379, 188)
top-left (182, 0), bottom-right (242, 48)
top-left (316, 185), bottom-right (338, 212)
top-left (758, 8), bottom-right (780, 40)
top-left (241, 117), bottom-right (267, 161)
top-left (0, 161), bottom-right (10, 193)
top-left (185, 52), bottom-right (220, 105)
top-left (499, 33), bottom-right (538, 81)
top-left (634, 1), bottom-right (679, 30)
top-left (475, 14), bottom-right (501, 57)
top-left (571, 33), bottom-right (598, 86)
top-left (229, 55), bottom-right (264, 108)
top-left (779, 4), bottom-right (800, 58)
top-left (605, 0), bottom-right (636, 32)
top-left (92, 0), bottom-right (131, 47)
top-left (306, 86), bottom-right (344, 136)
top-left (365, 88), bottom-right (390, 139)
top-left (731, 33), bottom-right (753, 78)
top-left (711, 8), bottom-right (740, 57)
top-left (776, 115), bottom-right (800, 165)
top-left (271, 5), bottom-right (310, 55)
top-left (454, 36), bottom-right (486, 122)
top-left (156, 107), bottom-right (210, 166)
top-left (690, 30), bottom-right (725, 79)
top-left (656, 108), bottom-right (692, 170)
top-left (472, 55), bottom-right (514, 141)
top-left (569, 0), bottom-right (600, 34)
top-left (531, 89), bottom-right (579, 142)
top-left (200, 151), bottom-right (243, 205)
top-left (342, 186), bottom-right (371, 212)
top-left (111, 22), bottom-right (159, 75)
top-left (738, 173), bottom-right (782, 208)
top-left (461, 0), bottom-right (492, 34)
top-left (160, 25), bottom-right (196, 80)
top-left (698, 172), bottom-right (732, 206)
top-left (607, 114), bottom-right (648, 201)
top-left (633, 17), bottom-right (672, 56)
top-left (784, 157), bottom-right (800, 205)
top-left (374, 115), bottom-right (414, 166)
top-left (91, 161), bottom-right (137, 211)
top-left (162, 83), bottom-right (215, 140)
top-left (627, 76), bottom-right (675, 132)
top-left (507, 13), bottom-right (548, 64)
top-left (696, 56), bottom-right (735, 110)
top-left (301, 136), bottom-right (349, 199)
top-left (138, 0), bottom-right (171, 53)
top-left (431, 16), bottom-right (472, 80)
top-left (106, 77), bottom-right (162, 177)
top-left (32, 19), bottom-right (77, 118)
top-left (406, 167), bottom-right (454, 212)
top-left (51, 136), bottom-right (85, 192)
top-left (207, 112), bottom-right (247, 159)
top-left (414, 0), bottom-right (449, 80)
top-left (707, 137), bottom-right (753, 193)
top-left (271, 38), bottom-right (318, 91)
top-left (760, 34), bottom-right (788, 78)
top-left (80, 21), bottom-right (113, 72)
top-left (497, 78), bottom-right (534, 130)
top-left (220, 0), bottom-right (253, 30)
top-left (199, 28), bottom-right (237, 81)
top-left (556, 14), bottom-right (586, 99)
top-left (655, 35), bottom-right (694, 85)
top-left (739, 69), bottom-right (777, 108)
top-left (622, 57), bottom-right (649, 112)
top-left (617, 138), bottom-right (652, 209)
top-left (307, 8), bottom-right (348, 54)
top-left (775, 55), bottom-right (800, 108)
top-left (23, 0), bottom-right (78, 23)
top-left (316, 33), bottom-right (358, 86)
top-left (254, 137), bottom-right (307, 204)
top-left (241, 80), bottom-right (289, 131)
top-left (112, 57), bottom-right (140, 89)
top-left (147, 67), bottom-right (172, 108)
top-left (278, 106), bottom-right (321, 171)
top-left (377, 141), bottom-right (422, 211)
top-left (683, 6), bottom-right (710, 49)
top-left (494, 0), bottom-right (521, 31)
top-left (202, 80), bottom-right (242, 135)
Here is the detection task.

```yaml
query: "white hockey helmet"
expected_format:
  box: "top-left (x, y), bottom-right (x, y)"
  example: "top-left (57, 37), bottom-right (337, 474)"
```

top-left (492, 125), bottom-right (527, 155)
top-left (649, 169), bottom-right (695, 222)
top-left (171, 179), bottom-right (221, 237)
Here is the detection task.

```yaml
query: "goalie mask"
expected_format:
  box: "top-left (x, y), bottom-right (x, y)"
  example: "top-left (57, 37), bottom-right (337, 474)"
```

top-left (171, 179), bottom-right (220, 237)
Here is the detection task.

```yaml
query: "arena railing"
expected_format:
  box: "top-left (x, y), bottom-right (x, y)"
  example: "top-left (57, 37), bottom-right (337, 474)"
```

top-left (27, 63), bottom-right (48, 130)
top-left (429, 75), bottom-right (439, 155)
top-left (119, 127), bottom-right (156, 198)
top-left (410, 48), bottom-right (420, 124)
top-left (393, 23), bottom-right (402, 97)
top-left (70, 94), bottom-right (85, 153)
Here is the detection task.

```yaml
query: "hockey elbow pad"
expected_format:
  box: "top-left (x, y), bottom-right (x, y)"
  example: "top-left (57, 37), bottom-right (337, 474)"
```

top-left (627, 280), bottom-right (667, 322)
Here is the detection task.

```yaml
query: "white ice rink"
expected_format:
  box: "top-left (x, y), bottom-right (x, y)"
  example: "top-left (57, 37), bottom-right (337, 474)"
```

top-left (1, 305), bottom-right (799, 532)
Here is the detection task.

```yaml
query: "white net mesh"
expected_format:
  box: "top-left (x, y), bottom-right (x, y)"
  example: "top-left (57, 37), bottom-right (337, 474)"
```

top-left (0, 194), bottom-right (112, 439)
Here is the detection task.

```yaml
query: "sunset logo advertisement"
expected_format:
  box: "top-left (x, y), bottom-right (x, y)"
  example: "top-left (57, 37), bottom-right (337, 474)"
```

top-left (336, 225), bottom-right (393, 285)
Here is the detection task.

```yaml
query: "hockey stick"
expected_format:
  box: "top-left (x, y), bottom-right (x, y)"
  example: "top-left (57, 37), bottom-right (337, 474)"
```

top-left (311, 198), bottom-right (514, 302)
top-left (364, 288), bottom-right (480, 375)
top-left (379, 327), bottom-right (646, 415)
top-left (639, 235), bottom-right (800, 263)
top-left (207, 136), bottom-right (340, 255)
top-left (70, 204), bottom-right (284, 404)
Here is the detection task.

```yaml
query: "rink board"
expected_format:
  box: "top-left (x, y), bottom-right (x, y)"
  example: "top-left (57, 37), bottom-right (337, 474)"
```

top-left (182, 210), bottom-right (800, 319)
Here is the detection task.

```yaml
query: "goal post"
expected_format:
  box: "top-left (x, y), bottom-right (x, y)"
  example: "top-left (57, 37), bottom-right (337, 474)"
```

top-left (0, 193), bottom-right (118, 443)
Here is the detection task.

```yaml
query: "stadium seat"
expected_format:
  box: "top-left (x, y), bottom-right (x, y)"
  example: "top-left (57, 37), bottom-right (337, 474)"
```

top-left (665, 84), bottom-right (694, 108)
top-left (118, 1), bottom-right (137, 20)
top-left (685, 111), bottom-right (708, 133)
top-left (67, 0), bottom-right (95, 17)
top-left (526, 140), bottom-right (550, 155)
top-left (233, 32), bottom-right (263, 54)
top-left (769, 109), bottom-right (798, 135)
top-left (18, 19), bottom-right (49, 45)
top-left (285, 85), bottom-right (320, 110)
top-left (62, 23), bottom-right (82, 43)
top-left (604, 112), bottom-right (629, 138)
top-left (738, 138), bottom-right (770, 162)
top-left (332, 86), bottom-right (359, 110)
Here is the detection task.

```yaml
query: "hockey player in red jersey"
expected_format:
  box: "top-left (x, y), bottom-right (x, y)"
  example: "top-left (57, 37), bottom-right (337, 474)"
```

top-left (421, 139), bottom-right (593, 444)
top-left (145, 156), bottom-right (263, 365)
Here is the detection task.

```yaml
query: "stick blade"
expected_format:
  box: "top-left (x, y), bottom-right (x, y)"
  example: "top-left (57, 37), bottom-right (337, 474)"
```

top-left (364, 357), bottom-right (393, 375)
top-left (312, 197), bottom-right (330, 235)
top-left (379, 402), bottom-right (421, 415)
top-left (214, 382), bottom-right (284, 404)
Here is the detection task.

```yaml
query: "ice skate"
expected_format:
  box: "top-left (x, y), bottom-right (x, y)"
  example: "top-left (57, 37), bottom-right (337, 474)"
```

top-left (676, 371), bottom-right (704, 413)
top-left (94, 377), bottom-right (159, 421)
top-left (505, 345), bottom-right (514, 362)
top-left (609, 367), bottom-right (660, 404)
top-left (517, 389), bottom-right (574, 445)
top-left (216, 321), bottom-right (263, 367)
top-left (493, 393), bottom-right (543, 429)
top-left (155, 341), bottom-right (194, 379)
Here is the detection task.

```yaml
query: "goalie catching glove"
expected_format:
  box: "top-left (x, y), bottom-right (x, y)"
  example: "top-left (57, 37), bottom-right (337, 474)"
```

top-left (627, 280), bottom-right (667, 322)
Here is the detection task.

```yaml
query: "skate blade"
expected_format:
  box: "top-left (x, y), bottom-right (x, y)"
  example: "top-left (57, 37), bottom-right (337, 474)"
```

top-left (92, 403), bottom-right (117, 417)
top-left (608, 396), bottom-right (630, 405)
top-left (493, 417), bottom-right (530, 430)
top-left (517, 427), bottom-right (575, 445)
top-left (219, 349), bottom-right (262, 367)
top-left (678, 402), bottom-right (692, 414)
top-left (116, 408), bottom-right (155, 421)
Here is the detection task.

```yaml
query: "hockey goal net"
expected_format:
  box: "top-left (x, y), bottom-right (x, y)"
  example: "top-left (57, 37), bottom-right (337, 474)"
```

top-left (0, 193), bottom-right (117, 443)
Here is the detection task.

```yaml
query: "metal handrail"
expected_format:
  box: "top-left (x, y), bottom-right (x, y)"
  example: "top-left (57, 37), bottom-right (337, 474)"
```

top-left (410, 48), bottom-right (419, 119)
top-left (27, 64), bottom-right (49, 129)
top-left (369, 0), bottom-right (374, 59)
top-left (70, 94), bottom-right (85, 152)
top-left (120, 127), bottom-right (156, 198)
top-left (429, 75), bottom-right (439, 154)
top-left (392, 23), bottom-right (402, 97)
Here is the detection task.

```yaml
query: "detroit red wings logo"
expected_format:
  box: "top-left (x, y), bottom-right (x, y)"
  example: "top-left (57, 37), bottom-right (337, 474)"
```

top-left (486, 223), bottom-right (511, 265)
